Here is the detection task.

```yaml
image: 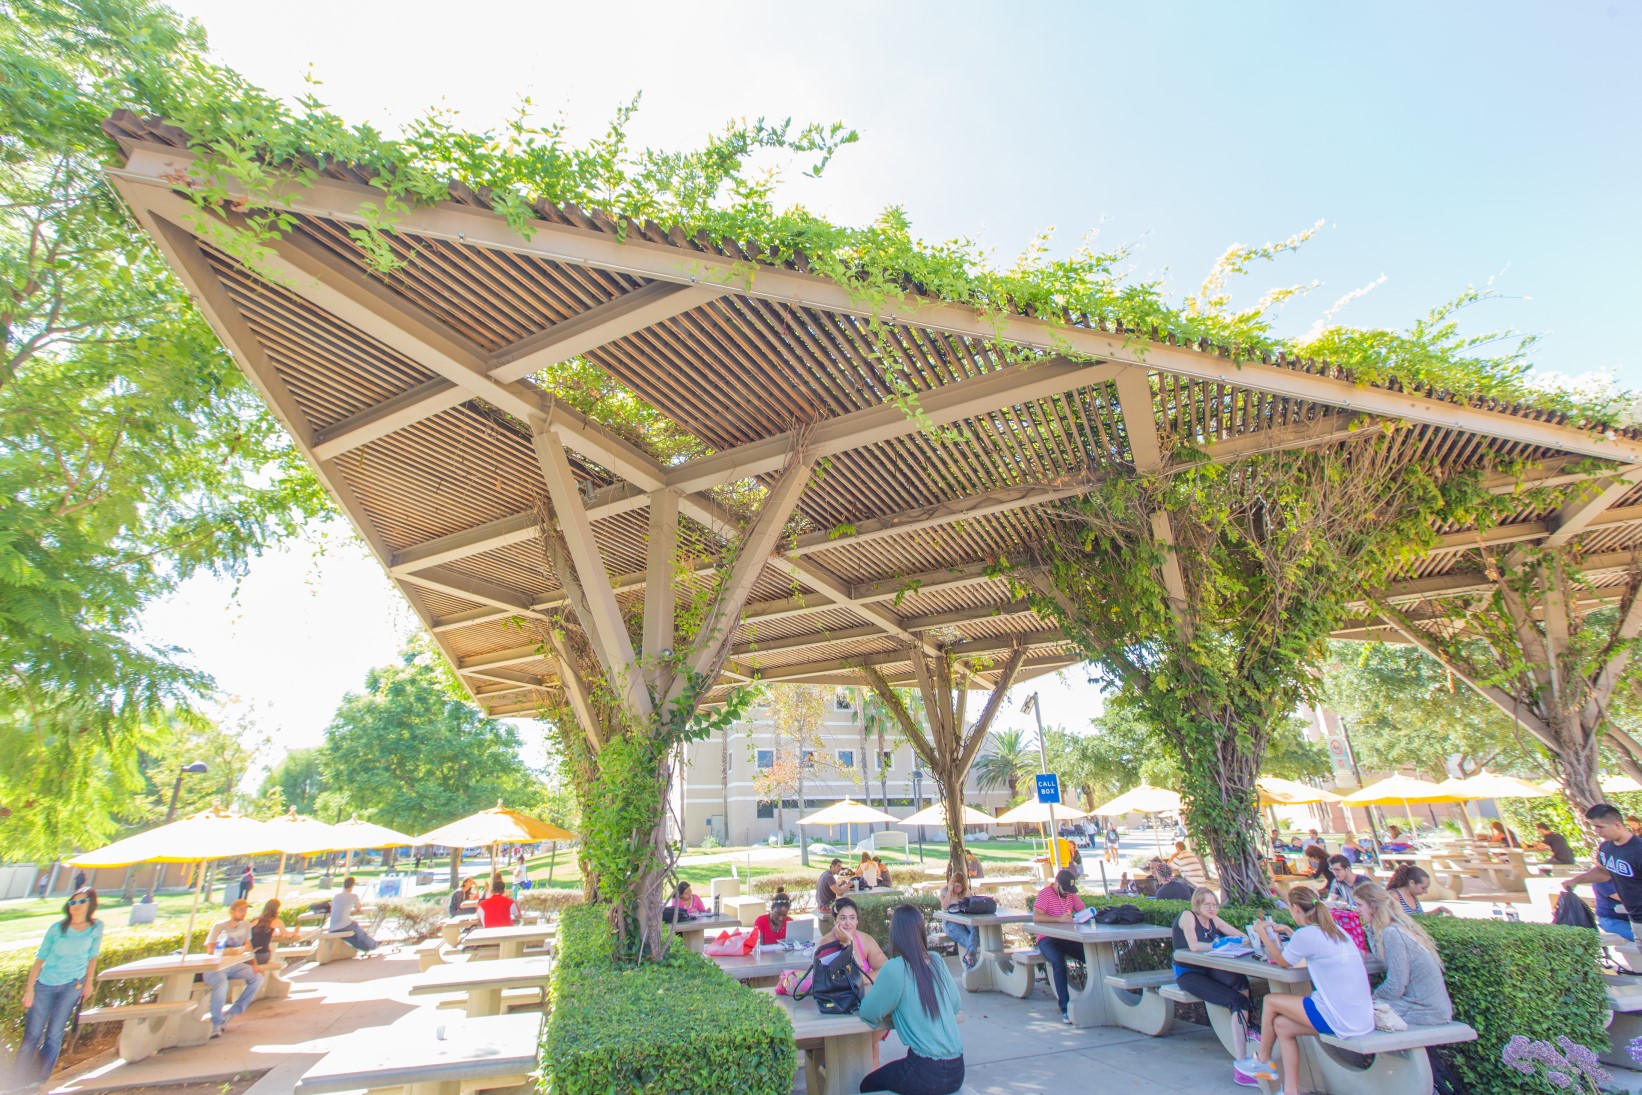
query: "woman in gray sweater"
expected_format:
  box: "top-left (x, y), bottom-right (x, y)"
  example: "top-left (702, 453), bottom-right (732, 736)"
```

top-left (1353, 881), bottom-right (1452, 1025)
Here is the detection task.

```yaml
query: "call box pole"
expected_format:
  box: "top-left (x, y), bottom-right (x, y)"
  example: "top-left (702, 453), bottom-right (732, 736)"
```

top-left (1023, 692), bottom-right (1059, 873)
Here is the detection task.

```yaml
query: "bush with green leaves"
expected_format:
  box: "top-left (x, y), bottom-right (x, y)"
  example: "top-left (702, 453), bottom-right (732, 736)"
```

top-left (749, 872), bottom-right (822, 909)
top-left (844, 892), bottom-right (941, 944)
top-left (0, 924), bottom-right (207, 1058)
top-left (372, 897), bottom-right (447, 942)
top-left (1422, 918), bottom-right (1606, 1095)
top-left (517, 889), bottom-right (585, 917)
top-left (542, 905), bottom-right (795, 1095)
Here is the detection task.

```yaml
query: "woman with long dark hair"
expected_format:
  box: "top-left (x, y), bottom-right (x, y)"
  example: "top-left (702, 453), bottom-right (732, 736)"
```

top-left (15, 887), bottom-right (103, 1084)
top-left (857, 904), bottom-right (964, 1095)
top-left (250, 899), bottom-right (298, 971)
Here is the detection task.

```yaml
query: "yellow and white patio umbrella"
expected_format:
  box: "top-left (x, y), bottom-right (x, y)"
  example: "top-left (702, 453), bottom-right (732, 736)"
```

top-left (798, 799), bottom-right (901, 854)
top-left (1257, 776), bottom-right (1344, 807)
top-left (262, 809), bottom-right (348, 899)
top-left (68, 806), bottom-right (278, 954)
top-left (897, 802), bottom-right (998, 828)
top-left (417, 801), bottom-right (577, 880)
top-left (1437, 772), bottom-right (1553, 802)
top-left (1091, 784), bottom-right (1182, 856)
top-left (1537, 774), bottom-right (1642, 795)
top-left (1341, 774), bottom-right (1463, 842)
top-left (994, 799), bottom-right (1092, 824)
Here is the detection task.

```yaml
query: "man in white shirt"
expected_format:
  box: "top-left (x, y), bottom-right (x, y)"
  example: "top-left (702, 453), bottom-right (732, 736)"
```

top-left (326, 876), bottom-right (378, 954)
top-left (203, 899), bottom-right (264, 1035)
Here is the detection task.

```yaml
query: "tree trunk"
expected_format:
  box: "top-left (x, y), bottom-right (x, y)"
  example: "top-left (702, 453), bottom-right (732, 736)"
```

top-left (721, 721), bottom-right (731, 844)
top-left (798, 753), bottom-right (810, 867)
top-left (448, 847), bottom-right (460, 891)
top-left (1176, 720), bottom-right (1269, 904)
top-left (877, 727), bottom-right (890, 824)
top-left (937, 768), bottom-right (968, 878)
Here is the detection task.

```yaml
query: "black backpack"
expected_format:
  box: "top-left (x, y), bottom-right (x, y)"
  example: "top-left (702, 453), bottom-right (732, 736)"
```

top-left (794, 938), bottom-right (866, 1014)
top-left (952, 895), bottom-right (997, 916)
top-left (1094, 904), bottom-right (1145, 925)
top-left (1552, 891), bottom-right (1597, 930)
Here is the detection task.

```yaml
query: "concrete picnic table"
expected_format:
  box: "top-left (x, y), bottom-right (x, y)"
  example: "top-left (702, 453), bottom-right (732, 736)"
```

top-left (408, 954), bottom-right (551, 1018)
top-left (765, 989), bottom-right (883, 1095)
top-left (1173, 947), bottom-right (1396, 1095)
top-left (261, 925), bottom-right (322, 1001)
top-left (971, 875), bottom-right (1037, 894)
top-left (936, 909), bottom-right (1032, 995)
top-left (710, 946), bottom-right (813, 982)
top-left (1024, 920), bottom-right (1173, 1028)
top-left (92, 951), bottom-right (252, 1062)
top-left (461, 922), bottom-right (554, 961)
top-left (294, 1011), bottom-right (543, 1095)
top-left (670, 913), bottom-right (744, 952)
top-left (439, 914), bottom-right (478, 947)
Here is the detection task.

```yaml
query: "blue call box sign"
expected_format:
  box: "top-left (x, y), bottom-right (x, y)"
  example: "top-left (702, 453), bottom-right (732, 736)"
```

top-left (1035, 773), bottom-right (1061, 804)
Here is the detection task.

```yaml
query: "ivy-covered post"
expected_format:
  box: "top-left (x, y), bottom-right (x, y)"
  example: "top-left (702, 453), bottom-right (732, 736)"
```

top-left (1374, 545), bottom-right (1642, 824)
top-left (862, 645), bottom-right (1025, 879)
top-left (528, 431), bottom-right (814, 962)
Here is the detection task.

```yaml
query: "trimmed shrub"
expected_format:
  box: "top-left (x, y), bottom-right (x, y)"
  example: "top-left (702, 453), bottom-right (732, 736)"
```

top-left (748, 872), bottom-right (820, 909)
top-left (373, 897), bottom-right (447, 941)
top-left (1424, 918), bottom-right (1606, 1095)
top-left (543, 904), bottom-right (795, 1094)
top-left (0, 924), bottom-right (208, 1057)
top-left (517, 889), bottom-right (584, 917)
top-left (847, 892), bottom-right (940, 943)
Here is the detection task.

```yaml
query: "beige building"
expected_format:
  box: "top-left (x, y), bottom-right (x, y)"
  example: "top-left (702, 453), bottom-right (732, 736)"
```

top-left (677, 689), bottom-right (1012, 847)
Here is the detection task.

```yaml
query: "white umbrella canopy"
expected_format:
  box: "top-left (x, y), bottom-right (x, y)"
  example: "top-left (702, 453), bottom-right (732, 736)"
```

top-left (1437, 773), bottom-right (1553, 802)
top-left (1537, 775), bottom-right (1642, 795)
top-left (1257, 776), bottom-right (1345, 806)
top-left (263, 809), bottom-right (347, 855)
top-left (898, 802), bottom-right (997, 828)
top-left (415, 802), bottom-right (574, 849)
top-left (1091, 784), bottom-right (1183, 817)
top-left (994, 800), bottom-right (1090, 825)
top-left (332, 816), bottom-right (422, 850)
top-left (68, 806), bottom-right (277, 867)
top-left (798, 799), bottom-right (901, 826)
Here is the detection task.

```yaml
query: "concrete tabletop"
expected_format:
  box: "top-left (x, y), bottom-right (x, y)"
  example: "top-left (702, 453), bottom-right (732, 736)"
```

top-left (1025, 921), bottom-right (1173, 945)
top-left (462, 923), bottom-right (555, 945)
top-left (710, 949), bottom-right (813, 981)
top-left (936, 909), bottom-right (1032, 928)
top-left (1172, 947), bottom-right (1384, 982)
top-left (99, 952), bottom-right (250, 980)
top-left (294, 1012), bottom-right (543, 1094)
top-left (409, 955), bottom-right (552, 995)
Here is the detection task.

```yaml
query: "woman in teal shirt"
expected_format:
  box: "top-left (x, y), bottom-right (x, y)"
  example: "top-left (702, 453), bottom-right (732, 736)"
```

top-left (17, 887), bottom-right (103, 1083)
top-left (857, 905), bottom-right (964, 1095)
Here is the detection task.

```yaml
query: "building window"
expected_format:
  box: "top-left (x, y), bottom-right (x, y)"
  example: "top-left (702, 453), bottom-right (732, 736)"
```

top-left (756, 800), bottom-right (774, 819)
top-left (837, 749), bottom-right (854, 769)
top-left (802, 749), bottom-right (816, 769)
top-left (835, 691), bottom-right (854, 711)
top-left (879, 750), bottom-right (894, 773)
top-left (756, 749), bottom-right (774, 770)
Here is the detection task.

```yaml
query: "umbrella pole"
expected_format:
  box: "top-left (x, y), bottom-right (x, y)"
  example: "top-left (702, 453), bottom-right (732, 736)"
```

top-left (275, 852), bottom-right (287, 902)
top-left (182, 858), bottom-right (208, 957)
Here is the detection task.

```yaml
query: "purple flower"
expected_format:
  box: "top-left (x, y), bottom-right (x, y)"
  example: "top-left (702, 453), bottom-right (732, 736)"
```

top-left (1544, 1070), bottom-right (1573, 1090)
top-left (1629, 1033), bottom-right (1642, 1065)
top-left (1503, 1034), bottom-right (1537, 1076)
top-left (1555, 1035), bottom-right (1610, 1085)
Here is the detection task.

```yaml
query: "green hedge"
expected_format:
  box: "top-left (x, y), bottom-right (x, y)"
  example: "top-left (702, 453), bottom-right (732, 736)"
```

top-left (542, 905), bottom-right (795, 1094)
top-left (0, 923), bottom-right (208, 1058)
top-left (845, 892), bottom-right (940, 943)
top-left (1078, 896), bottom-right (1291, 973)
top-left (1424, 918), bottom-right (1606, 1095)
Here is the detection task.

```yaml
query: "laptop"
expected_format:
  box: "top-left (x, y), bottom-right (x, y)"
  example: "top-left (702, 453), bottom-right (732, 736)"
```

top-left (783, 915), bottom-right (818, 947)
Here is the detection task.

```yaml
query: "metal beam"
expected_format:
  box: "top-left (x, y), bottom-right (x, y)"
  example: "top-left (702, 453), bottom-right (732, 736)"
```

top-left (311, 379), bottom-right (467, 460)
top-left (111, 146), bottom-right (1642, 465)
top-left (1374, 549), bottom-right (1642, 604)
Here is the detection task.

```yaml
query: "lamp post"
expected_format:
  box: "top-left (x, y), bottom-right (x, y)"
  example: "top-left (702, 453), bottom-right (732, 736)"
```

top-left (1021, 692), bottom-right (1061, 873)
top-left (143, 761), bottom-right (208, 902)
top-left (910, 769), bottom-right (926, 862)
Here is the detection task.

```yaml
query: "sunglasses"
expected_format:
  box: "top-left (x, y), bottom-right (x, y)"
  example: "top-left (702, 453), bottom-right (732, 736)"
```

top-left (69, 898), bottom-right (90, 906)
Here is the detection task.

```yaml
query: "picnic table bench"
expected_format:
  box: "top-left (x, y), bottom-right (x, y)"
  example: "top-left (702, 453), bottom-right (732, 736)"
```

top-left (409, 955), bottom-right (551, 1018)
top-left (89, 952), bottom-right (252, 1062)
top-left (440, 914), bottom-right (478, 947)
top-left (720, 894), bottom-right (769, 926)
top-left (765, 989), bottom-right (883, 1095)
top-left (971, 875), bottom-right (1036, 895)
top-left (936, 910), bottom-right (1033, 995)
top-left (1602, 970), bottom-right (1642, 1068)
top-left (1024, 921), bottom-right (1174, 1028)
top-left (294, 1011), bottom-right (543, 1095)
top-left (1171, 948), bottom-right (1474, 1095)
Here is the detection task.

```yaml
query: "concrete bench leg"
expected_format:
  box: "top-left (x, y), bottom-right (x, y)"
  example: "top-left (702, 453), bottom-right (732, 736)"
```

top-left (1604, 1009), bottom-right (1642, 1069)
top-left (1257, 1039), bottom-right (1433, 1095)
top-left (314, 936), bottom-right (360, 964)
top-left (1199, 1000), bottom-right (1247, 1058)
top-left (1107, 984), bottom-right (1173, 1038)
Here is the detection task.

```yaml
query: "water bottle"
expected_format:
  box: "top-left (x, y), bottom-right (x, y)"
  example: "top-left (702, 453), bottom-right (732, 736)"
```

top-left (1490, 903), bottom-right (1503, 921)
top-left (215, 934), bottom-right (226, 956)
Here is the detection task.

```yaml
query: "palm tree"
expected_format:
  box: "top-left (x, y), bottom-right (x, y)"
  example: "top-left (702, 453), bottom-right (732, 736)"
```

top-left (974, 728), bottom-right (1035, 800)
top-left (860, 688), bottom-right (901, 831)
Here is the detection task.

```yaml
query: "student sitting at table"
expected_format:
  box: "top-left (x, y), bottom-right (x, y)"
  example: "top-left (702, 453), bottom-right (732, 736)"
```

top-left (250, 899), bottom-right (299, 972)
top-left (858, 904), bottom-right (966, 1095)
top-left (1486, 820), bottom-right (1521, 848)
top-left (1150, 860), bottom-right (1194, 901)
top-left (752, 892), bottom-right (793, 945)
top-left (857, 852), bottom-right (883, 890)
top-left (1031, 869), bottom-right (1086, 1025)
top-left (815, 859), bottom-right (851, 913)
top-left (873, 853), bottom-right (895, 889)
top-left (1323, 855), bottom-right (1371, 908)
top-left (938, 872), bottom-right (980, 969)
top-left (1301, 845), bottom-right (1330, 882)
top-left (1236, 885), bottom-right (1374, 1093)
top-left (1527, 821), bottom-right (1577, 865)
top-left (477, 878), bottom-right (521, 928)
top-left (328, 876), bottom-right (381, 953)
top-left (1385, 864), bottom-right (1453, 917)
top-left (203, 899), bottom-right (266, 1037)
top-left (964, 850), bottom-right (984, 879)
top-left (447, 876), bottom-right (478, 918)
top-left (1381, 825), bottom-right (1413, 852)
top-left (1172, 886), bottom-right (1253, 1075)
top-left (1169, 840), bottom-right (1208, 886)
top-left (821, 898), bottom-right (888, 1066)
top-left (1353, 882), bottom-right (1452, 1025)
top-left (1269, 829), bottom-right (1301, 854)
top-left (1340, 833), bottom-right (1368, 863)
top-left (665, 881), bottom-right (707, 918)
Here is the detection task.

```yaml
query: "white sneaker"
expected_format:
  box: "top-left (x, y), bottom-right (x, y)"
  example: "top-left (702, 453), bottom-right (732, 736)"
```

top-left (1060, 1009), bottom-right (1073, 1025)
top-left (1232, 1056), bottom-right (1277, 1082)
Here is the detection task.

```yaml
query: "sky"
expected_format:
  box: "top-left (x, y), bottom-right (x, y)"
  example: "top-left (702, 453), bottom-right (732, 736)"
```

top-left (136, 1), bottom-right (1641, 774)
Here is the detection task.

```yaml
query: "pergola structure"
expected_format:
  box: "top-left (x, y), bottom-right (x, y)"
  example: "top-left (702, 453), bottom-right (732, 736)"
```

top-left (102, 112), bottom-right (1642, 724)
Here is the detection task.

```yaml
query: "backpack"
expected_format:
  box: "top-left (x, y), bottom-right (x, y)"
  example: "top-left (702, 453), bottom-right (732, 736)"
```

top-left (1094, 904), bottom-right (1144, 925)
top-left (794, 938), bottom-right (866, 1014)
top-left (953, 895), bottom-right (997, 916)
top-left (1552, 890), bottom-right (1597, 930)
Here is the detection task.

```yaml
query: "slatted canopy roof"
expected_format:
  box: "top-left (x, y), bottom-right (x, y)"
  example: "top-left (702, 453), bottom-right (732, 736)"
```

top-left (102, 112), bottom-right (1642, 717)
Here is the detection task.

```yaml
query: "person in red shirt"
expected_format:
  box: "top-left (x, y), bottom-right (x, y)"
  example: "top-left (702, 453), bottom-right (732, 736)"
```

top-left (477, 879), bottom-right (521, 928)
top-left (1032, 869), bottom-right (1086, 1024)
top-left (752, 892), bottom-right (792, 945)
